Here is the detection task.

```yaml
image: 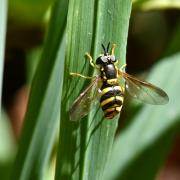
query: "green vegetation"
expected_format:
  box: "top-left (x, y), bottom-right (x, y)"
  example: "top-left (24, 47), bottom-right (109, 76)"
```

top-left (0, 0), bottom-right (180, 180)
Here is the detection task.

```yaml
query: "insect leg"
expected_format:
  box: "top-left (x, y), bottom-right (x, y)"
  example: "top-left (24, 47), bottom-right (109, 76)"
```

top-left (111, 43), bottom-right (116, 55)
top-left (85, 53), bottom-right (99, 69)
top-left (70, 72), bottom-right (94, 79)
top-left (114, 61), bottom-right (118, 65)
top-left (98, 88), bottom-right (102, 94)
top-left (121, 86), bottom-right (125, 93)
top-left (115, 66), bottom-right (125, 94)
top-left (120, 64), bottom-right (127, 71)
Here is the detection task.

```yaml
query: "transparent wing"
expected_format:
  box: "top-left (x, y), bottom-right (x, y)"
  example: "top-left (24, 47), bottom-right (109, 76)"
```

top-left (118, 70), bottom-right (169, 105)
top-left (69, 76), bottom-right (101, 121)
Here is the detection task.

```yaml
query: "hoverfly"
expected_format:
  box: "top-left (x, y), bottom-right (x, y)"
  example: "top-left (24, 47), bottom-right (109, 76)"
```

top-left (69, 43), bottom-right (169, 121)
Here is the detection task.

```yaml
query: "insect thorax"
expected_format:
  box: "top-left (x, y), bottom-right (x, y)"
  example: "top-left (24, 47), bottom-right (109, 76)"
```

top-left (100, 63), bottom-right (117, 81)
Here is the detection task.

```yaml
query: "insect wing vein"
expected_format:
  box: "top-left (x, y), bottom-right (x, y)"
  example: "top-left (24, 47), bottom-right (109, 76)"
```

top-left (119, 70), bottom-right (169, 105)
top-left (69, 76), bottom-right (101, 121)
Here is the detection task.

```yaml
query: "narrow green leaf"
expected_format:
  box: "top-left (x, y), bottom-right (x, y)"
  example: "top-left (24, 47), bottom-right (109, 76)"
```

top-left (0, 110), bottom-right (16, 180)
top-left (9, 0), bottom-right (54, 24)
top-left (104, 53), bottom-right (180, 180)
top-left (164, 23), bottom-right (180, 56)
top-left (133, 0), bottom-right (180, 10)
top-left (0, 0), bottom-right (7, 114)
top-left (10, 0), bottom-right (68, 179)
top-left (0, 110), bottom-right (15, 164)
top-left (84, 1), bottom-right (132, 180)
top-left (55, 0), bottom-right (132, 180)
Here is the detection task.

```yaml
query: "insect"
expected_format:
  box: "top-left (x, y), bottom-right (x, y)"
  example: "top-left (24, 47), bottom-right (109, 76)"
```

top-left (69, 43), bottom-right (169, 121)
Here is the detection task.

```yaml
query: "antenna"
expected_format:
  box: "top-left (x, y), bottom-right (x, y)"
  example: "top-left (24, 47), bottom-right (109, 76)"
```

top-left (106, 42), bottom-right (110, 53)
top-left (101, 44), bottom-right (106, 54)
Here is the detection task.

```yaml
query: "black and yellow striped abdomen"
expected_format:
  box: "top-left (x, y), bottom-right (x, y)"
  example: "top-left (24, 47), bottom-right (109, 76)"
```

top-left (100, 82), bottom-right (124, 119)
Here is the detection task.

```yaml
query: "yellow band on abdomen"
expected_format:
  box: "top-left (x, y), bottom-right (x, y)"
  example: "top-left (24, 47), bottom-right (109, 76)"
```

top-left (116, 96), bottom-right (124, 102)
top-left (101, 87), bottom-right (113, 96)
top-left (100, 97), bottom-right (115, 106)
top-left (101, 86), bottom-right (122, 96)
top-left (107, 78), bottom-right (117, 85)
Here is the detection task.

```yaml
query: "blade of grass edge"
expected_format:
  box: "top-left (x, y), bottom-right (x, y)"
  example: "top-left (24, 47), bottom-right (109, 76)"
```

top-left (10, 0), bottom-right (68, 179)
top-left (133, 0), bottom-right (180, 10)
top-left (8, 0), bottom-right (54, 24)
top-left (0, 0), bottom-right (7, 116)
top-left (164, 22), bottom-right (180, 57)
top-left (55, 0), bottom-right (132, 180)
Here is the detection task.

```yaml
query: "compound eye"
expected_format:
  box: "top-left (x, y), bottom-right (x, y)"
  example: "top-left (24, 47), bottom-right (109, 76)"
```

top-left (96, 56), bottom-right (103, 65)
top-left (110, 55), bottom-right (116, 61)
top-left (101, 56), bottom-right (108, 63)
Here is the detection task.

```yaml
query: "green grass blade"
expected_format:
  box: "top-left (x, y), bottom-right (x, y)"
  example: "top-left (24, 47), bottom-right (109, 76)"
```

top-left (55, 0), bottom-right (132, 179)
top-left (9, 0), bottom-right (54, 23)
top-left (133, 0), bottom-right (180, 10)
top-left (104, 53), bottom-right (180, 180)
top-left (0, 111), bottom-right (16, 180)
top-left (10, 0), bottom-right (68, 179)
top-left (164, 22), bottom-right (180, 56)
top-left (0, 0), bottom-right (7, 114)
top-left (84, 1), bottom-right (132, 180)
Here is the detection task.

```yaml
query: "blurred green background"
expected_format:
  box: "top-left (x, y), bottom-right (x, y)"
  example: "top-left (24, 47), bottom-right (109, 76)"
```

top-left (1, 0), bottom-right (180, 180)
